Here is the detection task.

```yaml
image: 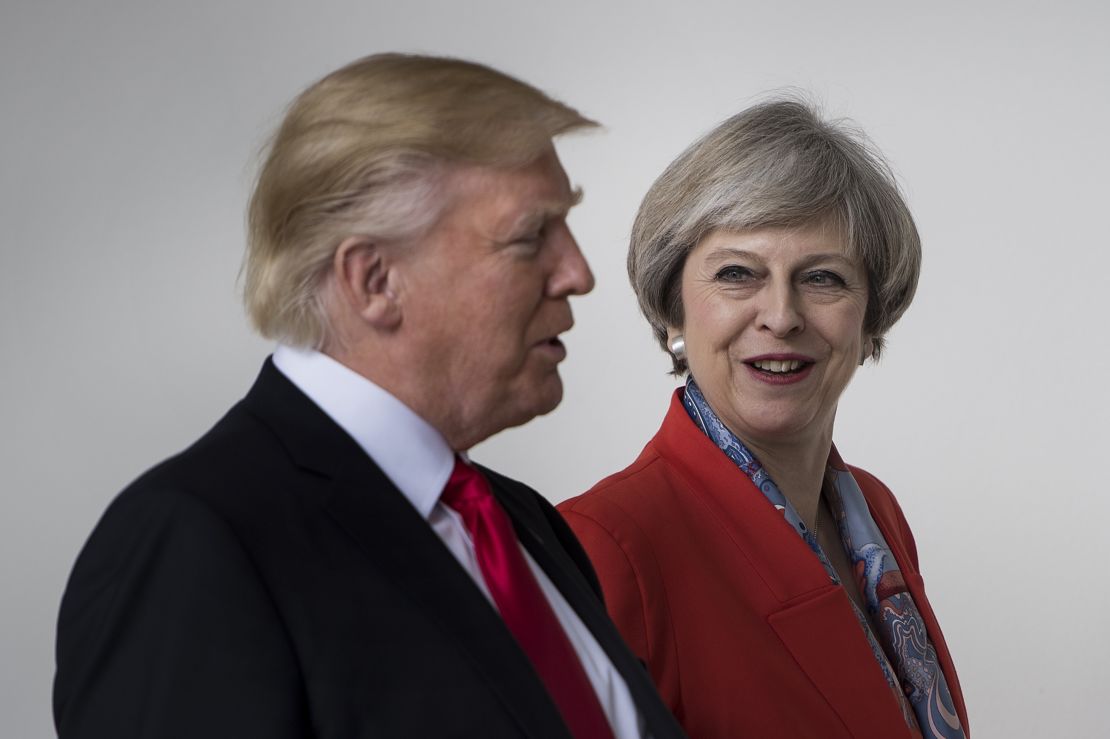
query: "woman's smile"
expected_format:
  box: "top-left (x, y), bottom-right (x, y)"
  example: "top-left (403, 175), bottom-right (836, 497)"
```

top-left (743, 353), bottom-right (816, 384)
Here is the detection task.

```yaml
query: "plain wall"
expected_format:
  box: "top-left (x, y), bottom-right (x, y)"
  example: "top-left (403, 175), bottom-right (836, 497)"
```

top-left (3, 1), bottom-right (1107, 736)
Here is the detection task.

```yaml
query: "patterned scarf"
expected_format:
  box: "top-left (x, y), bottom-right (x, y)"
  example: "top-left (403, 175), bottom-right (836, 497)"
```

top-left (683, 379), bottom-right (964, 738)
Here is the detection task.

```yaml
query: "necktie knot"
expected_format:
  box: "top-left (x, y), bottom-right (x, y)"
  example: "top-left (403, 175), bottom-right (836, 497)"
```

top-left (441, 457), bottom-right (492, 510)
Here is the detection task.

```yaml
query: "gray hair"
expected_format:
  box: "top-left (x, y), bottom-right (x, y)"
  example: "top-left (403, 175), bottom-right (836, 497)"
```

top-left (245, 53), bottom-right (598, 349)
top-left (628, 97), bottom-right (921, 373)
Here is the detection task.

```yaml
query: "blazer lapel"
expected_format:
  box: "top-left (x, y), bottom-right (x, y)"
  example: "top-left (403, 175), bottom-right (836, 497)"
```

top-left (652, 391), bottom-right (914, 737)
top-left (869, 501), bottom-right (970, 734)
top-left (767, 585), bottom-right (914, 738)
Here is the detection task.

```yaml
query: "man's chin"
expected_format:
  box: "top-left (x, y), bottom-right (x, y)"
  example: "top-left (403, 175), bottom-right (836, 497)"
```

top-left (504, 376), bottom-right (565, 428)
top-left (533, 383), bottom-right (564, 418)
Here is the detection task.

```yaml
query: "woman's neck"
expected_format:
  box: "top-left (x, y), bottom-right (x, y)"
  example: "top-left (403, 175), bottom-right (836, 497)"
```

top-left (744, 430), bottom-right (833, 532)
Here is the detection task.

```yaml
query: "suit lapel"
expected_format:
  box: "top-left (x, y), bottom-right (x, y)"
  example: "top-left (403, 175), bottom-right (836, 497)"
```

top-left (242, 360), bottom-right (572, 739)
top-left (322, 470), bottom-right (572, 739)
top-left (487, 474), bottom-right (687, 739)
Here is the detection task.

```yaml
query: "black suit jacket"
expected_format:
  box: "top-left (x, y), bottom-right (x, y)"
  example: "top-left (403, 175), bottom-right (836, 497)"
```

top-left (54, 360), bottom-right (685, 739)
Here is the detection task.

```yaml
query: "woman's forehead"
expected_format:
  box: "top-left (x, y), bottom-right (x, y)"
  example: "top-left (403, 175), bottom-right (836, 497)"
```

top-left (691, 221), bottom-right (854, 263)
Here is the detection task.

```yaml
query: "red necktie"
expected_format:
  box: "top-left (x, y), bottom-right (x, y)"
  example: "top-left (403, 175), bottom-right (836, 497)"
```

top-left (442, 457), bottom-right (616, 739)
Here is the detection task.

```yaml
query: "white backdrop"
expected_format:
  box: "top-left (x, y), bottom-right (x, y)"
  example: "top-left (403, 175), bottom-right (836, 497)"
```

top-left (3, 1), bottom-right (1108, 737)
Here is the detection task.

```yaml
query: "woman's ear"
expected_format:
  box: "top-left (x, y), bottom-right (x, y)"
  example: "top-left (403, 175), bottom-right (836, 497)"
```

top-left (333, 236), bottom-right (402, 330)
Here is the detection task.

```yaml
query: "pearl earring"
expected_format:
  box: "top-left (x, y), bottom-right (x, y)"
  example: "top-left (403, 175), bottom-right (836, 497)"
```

top-left (669, 335), bottom-right (686, 360)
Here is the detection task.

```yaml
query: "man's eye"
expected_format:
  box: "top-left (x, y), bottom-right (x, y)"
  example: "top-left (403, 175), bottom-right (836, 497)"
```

top-left (803, 270), bottom-right (845, 286)
top-left (515, 226), bottom-right (546, 247)
top-left (716, 266), bottom-right (753, 282)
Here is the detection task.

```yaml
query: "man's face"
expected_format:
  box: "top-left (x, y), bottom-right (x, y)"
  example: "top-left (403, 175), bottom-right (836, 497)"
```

top-left (395, 149), bottom-right (594, 449)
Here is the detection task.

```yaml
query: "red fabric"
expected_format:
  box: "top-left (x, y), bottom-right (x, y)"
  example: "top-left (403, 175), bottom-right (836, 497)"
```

top-left (558, 391), bottom-right (969, 739)
top-left (443, 457), bottom-right (615, 739)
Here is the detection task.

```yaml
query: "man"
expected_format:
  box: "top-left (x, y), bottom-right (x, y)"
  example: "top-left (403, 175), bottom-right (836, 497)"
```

top-left (53, 54), bottom-right (685, 739)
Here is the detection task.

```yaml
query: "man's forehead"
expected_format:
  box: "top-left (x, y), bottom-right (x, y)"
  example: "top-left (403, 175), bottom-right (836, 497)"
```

top-left (462, 151), bottom-right (570, 191)
top-left (449, 155), bottom-right (579, 222)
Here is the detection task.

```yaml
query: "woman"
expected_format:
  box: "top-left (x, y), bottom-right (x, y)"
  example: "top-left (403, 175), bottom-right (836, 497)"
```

top-left (559, 100), bottom-right (969, 739)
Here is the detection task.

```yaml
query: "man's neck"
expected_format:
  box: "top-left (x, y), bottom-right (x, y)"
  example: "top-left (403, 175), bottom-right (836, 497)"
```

top-left (322, 342), bottom-right (488, 452)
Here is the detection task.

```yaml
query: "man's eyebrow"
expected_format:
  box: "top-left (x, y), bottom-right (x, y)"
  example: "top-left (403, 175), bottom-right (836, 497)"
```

top-left (534, 187), bottom-right (584, 220)
top-left (567, 186), bottom-right (584, 209)
top-left (544, 186), bottom-right (585, 216)
top-left (508, 187), bottom-right (585, 233)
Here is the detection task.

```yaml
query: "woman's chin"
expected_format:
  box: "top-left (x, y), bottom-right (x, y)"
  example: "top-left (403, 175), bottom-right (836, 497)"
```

top-left (719, 407), bottom-right (829, 448)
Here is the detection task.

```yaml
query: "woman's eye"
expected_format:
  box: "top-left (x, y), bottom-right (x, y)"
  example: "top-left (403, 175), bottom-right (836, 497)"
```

top-left (716, 265), bottom-right (753, 282)
top-left (803, 270), bottom-right (845, 286)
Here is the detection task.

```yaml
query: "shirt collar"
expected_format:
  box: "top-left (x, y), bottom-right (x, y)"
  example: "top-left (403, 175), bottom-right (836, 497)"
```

top-left (272, 344), bottom-right (454, 519)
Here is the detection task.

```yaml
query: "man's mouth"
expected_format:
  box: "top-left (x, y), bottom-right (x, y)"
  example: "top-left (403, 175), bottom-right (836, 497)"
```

top-left (533, 335), bottom-right (568, 362)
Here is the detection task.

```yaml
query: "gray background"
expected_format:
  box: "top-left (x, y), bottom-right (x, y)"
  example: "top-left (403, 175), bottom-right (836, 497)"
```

top-left (3, 1), bottom-right (1108, 736)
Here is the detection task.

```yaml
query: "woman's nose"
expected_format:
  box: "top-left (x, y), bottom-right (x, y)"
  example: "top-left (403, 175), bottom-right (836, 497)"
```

top-left (756, 282), bottom-right (804, 337)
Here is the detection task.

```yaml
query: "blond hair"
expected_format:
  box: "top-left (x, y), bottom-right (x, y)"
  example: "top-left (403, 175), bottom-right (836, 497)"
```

top-left (245, 53), bottom-right (598, 347)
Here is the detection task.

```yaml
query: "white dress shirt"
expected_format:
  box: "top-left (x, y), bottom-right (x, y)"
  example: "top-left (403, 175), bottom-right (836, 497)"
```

top-left (273, 345), bottom-right (647, 739)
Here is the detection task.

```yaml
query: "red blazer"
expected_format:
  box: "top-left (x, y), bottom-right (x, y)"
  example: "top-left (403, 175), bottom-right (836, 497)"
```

top-left (559, 391), bottom-right (969, 739)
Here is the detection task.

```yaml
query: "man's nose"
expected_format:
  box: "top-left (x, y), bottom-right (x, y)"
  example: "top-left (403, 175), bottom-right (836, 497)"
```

top-left (548, 224), bottom-right (595, 297)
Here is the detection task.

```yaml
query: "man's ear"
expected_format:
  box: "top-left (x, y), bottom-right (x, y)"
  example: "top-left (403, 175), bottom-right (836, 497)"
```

top-left (333, 236), bottom-right (402, 330)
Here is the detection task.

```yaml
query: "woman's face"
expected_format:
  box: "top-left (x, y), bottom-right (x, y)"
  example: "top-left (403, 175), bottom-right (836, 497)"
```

top-left (674, 220), bottom-right (870, 449)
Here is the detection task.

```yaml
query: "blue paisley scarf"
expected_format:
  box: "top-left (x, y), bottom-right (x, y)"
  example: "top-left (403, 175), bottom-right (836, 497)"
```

top-left (683, 379), bottom-right (964, 738)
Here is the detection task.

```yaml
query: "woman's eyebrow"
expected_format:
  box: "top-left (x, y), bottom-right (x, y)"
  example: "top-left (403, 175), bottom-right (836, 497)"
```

top-left (703, 248), bottom-right (761, 264)
top-left (793, 253), bottom-right (856, 269)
